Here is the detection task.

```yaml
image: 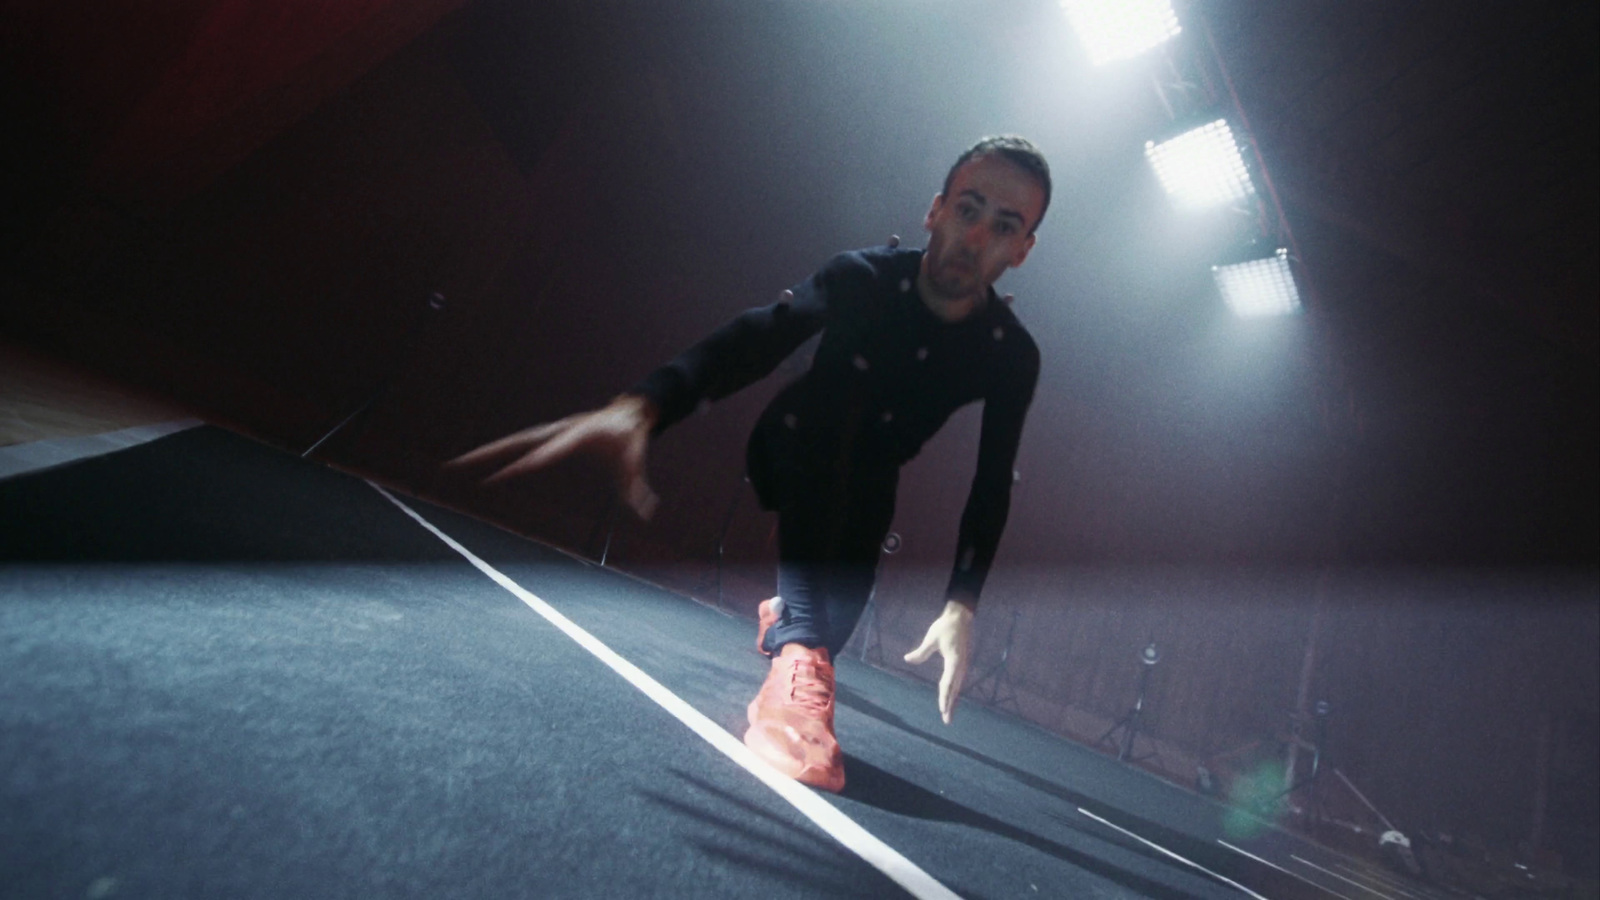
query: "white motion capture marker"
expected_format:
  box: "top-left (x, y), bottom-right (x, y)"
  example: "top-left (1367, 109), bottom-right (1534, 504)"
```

top-left (853, 354), bottom-right (870, 371)
top-left (916, 347), bottom-right (929, 361)
top-left (782, 413), bottom-right (798, 430)
top-left (370, 483), bottom-right (964, 900)
top-left (887, 234), bottom-right (900, 248)
top-left (992, 326), bottom-right (1006, 341)
top-left (899, 278), bottom-right (912, 293)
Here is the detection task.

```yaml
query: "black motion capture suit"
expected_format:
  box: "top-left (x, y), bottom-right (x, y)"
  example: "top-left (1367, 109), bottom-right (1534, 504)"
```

top-left (632, 246), bottom-right (1039, 656)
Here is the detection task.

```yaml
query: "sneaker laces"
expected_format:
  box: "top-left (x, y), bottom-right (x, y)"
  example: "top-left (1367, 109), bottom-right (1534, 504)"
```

top-left (784, 657), bottom-right (834, 714)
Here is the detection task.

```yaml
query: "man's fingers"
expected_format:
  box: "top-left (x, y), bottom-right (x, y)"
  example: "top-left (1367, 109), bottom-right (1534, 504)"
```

top-left (943, 655), bottom-right (968, 724)
top-left (481, 423), bottom-right (593, 484)
top-left (446, 437), bottom-right (519, 468)
top-left (624, 475), bottom-right (659, 520)
top-left (938, 652), bottom-right (967, 724)
top-left (903, 633), bottom-right (938, 664)
top-left (938, 665), bottom-right (953, 722)
top-left (446, 419), bottom-right (569, 468)
top-left (620, 435), bottom-right (658, 518)
top-left (482, 446), bottom-right (563, 484)
top-left (480, 445), bottom-right (562, 484)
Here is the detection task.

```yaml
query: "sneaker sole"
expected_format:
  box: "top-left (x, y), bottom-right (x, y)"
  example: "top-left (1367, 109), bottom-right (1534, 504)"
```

top-left (742, 719), bottom-right (845, 793)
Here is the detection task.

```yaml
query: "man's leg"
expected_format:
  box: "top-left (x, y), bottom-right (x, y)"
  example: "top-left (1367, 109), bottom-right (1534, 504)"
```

top-left (745, 507), bottom-right (846, 790)
top-left (744, 492), bottom-right (885, 792)
top-left (761, 557), bottom-right (876, 658)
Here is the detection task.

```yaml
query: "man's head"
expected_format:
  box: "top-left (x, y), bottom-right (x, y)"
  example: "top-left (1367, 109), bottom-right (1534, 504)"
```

top-left (941, 135), bottom-right (1052, 235)
top-left (920, 135), bottom-right (1051, 306)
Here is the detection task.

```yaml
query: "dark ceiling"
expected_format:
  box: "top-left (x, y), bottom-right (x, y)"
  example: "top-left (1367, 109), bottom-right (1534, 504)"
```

top-left (1218, 1), bottom-right (1597, 358)
top-left (1209, 0), bottom-right (1600, 566)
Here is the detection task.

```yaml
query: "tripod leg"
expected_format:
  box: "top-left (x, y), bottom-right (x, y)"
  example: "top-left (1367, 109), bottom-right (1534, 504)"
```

top-left (1119, 710), bottom-right (1142, 762)
top-left (1099, 717), bottom-right (1123, 745)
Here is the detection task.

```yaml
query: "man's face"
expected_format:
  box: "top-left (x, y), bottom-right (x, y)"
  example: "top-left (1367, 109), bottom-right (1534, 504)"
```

top-left (922, 153), bottom-right (1044, 302)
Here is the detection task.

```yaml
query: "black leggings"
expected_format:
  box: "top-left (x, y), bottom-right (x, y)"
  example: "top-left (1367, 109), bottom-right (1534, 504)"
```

top-left (759, 474), bottom-right (894, 659)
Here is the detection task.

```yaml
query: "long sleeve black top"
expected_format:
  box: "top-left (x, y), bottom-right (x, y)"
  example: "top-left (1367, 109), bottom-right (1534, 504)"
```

top-left (631, 246), bottom-right (1039, 603)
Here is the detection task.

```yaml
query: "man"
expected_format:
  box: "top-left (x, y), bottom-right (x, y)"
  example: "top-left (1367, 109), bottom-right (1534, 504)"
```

top-left (452, 135), bottom-right (1048, 792)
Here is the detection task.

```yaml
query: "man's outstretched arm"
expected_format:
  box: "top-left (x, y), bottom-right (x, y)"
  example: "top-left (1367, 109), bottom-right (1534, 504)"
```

top-left (903, 332), bottom-right (1039, 724)
top-left (446, 258), bottom-right (844, 514)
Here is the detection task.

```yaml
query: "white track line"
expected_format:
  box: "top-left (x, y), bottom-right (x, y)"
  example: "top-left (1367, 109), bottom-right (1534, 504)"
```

top-left (371, 484), bottom-right (961, 900)
top-left (1292, 856), bottom-right (1397, 900)
top-left (1217, 840), bottom-right (1354, 900)
top-left (1075, 808), bottom-right (1271, 900)
top-left (1330, 861), bottom-right (1432, 899)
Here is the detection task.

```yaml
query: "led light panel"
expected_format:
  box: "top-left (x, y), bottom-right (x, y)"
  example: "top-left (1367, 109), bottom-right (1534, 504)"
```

top-left (1061, 0), bottom-right (1181, 66)
top-left (1145, 119), bottom-right (1255, 210)
top-left (1213, 249), bottom-right (1301, 317)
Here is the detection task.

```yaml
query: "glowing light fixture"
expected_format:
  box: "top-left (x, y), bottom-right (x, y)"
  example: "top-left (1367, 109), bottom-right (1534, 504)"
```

top-left (1061, 0), bottom-right (1181, 66)
top-left (1213, 249), bottom-right (1301, 317)
top-left (1145, 119), bottom-right (1255, 210)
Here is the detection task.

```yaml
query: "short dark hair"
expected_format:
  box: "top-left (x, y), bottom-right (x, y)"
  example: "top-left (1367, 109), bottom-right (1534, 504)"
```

top-left (942, 135), bottom-right (1052, 234)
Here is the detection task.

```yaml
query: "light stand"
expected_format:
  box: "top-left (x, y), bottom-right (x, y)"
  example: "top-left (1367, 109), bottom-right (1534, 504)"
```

top-left (1274, 699), bottom-right (1331, 824)
top-left (1100, 640), bottom-right (1162, 763)
top-left (587, 492), bottom-right (620, 567)
top-left (1272, 702), bottom-right (1421, 873)
top-left (851, 531), bottom-right (899, 666)
top-left (713, 478), bottom-right (749, 609)
top-left (853, 588), bottom-right (883, 665)
top-left (967, 610), bottom-right (1023, 714)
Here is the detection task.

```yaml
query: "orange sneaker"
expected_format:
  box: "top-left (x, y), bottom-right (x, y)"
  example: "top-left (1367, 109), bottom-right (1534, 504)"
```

top-left (743, 643), bottom-right (845, 792)
top-left (755, 597), bottom-right (781, 657)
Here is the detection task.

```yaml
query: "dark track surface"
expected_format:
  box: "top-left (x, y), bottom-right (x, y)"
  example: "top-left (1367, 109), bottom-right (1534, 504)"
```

top-left (1, 426), bottom-right (1433, 899)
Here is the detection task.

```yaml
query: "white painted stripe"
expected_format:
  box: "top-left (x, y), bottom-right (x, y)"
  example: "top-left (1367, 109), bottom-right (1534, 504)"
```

top-left (1329, 861), bottom-right (1433, 899)
top-left (1217, 840), bottom-right (1354, 899)
top-left (370, 483), bottom-right (962, 900)
top-left (1076, 808), bottom-right (1271, 900)
top-left (1292, 856), bottom-right (1397, 900)
top-left (0, 418), bottom-right (204, 479)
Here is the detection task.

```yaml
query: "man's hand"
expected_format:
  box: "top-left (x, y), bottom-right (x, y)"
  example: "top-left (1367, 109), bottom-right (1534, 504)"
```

top-left (446, 394), bottom-right (661, 519)
top-left (903, 599), bottom-right (975, 724)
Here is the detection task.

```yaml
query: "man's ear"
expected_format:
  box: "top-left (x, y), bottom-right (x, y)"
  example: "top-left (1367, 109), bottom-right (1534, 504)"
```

top-left (1010, 232), bottom-right (1037, 268)
top-left (924, 193), bottom-right (945, 231)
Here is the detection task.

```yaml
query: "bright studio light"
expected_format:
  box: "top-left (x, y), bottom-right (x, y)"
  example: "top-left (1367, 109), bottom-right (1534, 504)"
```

top-left (1213, 249), bottom-right (1301, 317)
top-left (1145, 119), bottom-right (1256, 210)
top-left (1061, 0), bottom-right (1181, 66)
